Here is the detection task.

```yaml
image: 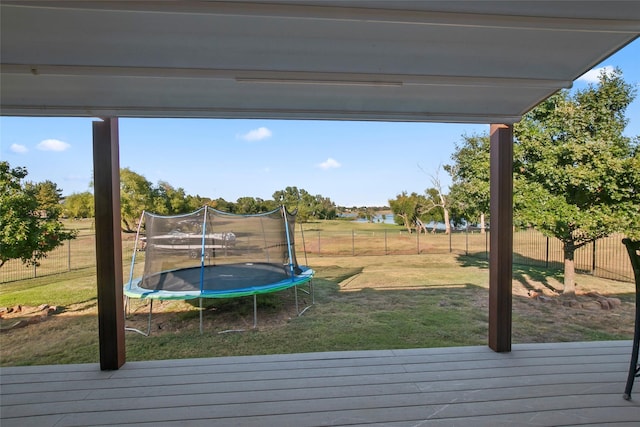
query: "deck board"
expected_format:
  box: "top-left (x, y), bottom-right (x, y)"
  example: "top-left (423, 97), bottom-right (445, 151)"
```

top-left (2, 341), bottom-right (639, 426)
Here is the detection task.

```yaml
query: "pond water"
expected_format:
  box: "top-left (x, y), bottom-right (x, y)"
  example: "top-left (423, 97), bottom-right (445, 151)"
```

top-left (353, 214), bottom-right (449, 230)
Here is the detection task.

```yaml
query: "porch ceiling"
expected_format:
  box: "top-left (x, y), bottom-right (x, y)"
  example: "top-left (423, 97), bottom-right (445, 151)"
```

top-left (1, 1), bottom-right (639, 123)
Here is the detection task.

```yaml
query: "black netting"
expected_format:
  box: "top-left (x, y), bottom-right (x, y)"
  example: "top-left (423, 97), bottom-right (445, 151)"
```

top-left (135, 206), bottom-right (300, 292)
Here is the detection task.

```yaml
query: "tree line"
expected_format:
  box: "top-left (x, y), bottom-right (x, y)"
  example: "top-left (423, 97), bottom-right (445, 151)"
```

top-left (48, 169), bottom-right (340, 231)
top-left (1, 162), bottom-right (340, 267)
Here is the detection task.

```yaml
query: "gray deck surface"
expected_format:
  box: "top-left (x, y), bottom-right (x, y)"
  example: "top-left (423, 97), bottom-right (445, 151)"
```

top-left (1, 341), bottom-right (639, 426)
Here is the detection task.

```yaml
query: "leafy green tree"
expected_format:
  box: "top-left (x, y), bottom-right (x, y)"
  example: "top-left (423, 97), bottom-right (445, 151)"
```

top-left (152, 181), bottom-right (189, 215)
top-left (62, 191), bottom-right (95, 218)
top-left (357, 207), bottom-right (376, 223)
top-left (272, 187), bottom-right (336, 221)
top-left (310, 194), bottom-right (337, 220)
top-left (185, 194), bottom-right (212, 212)
top-left (0, 162), bottom-right (76, 268)
top-left (235, 196), bottom-right (260, 214)
top-left (420, 167), bottom-right (451, 234)
top-left (420, 188), bottom-right (445, 232)
top-left (514, 68), bottom-right (640, 294)
top-left (273, 186), bottom-right (302, 211)
top-left (119, 168), bottom-right (154, 232)
top-left (63, 191), bottom-right (94, 218)
top-left (389, 191), bottom-right (425, 233)
top-left (26, 180), bottom-right (64, 217)
top-left (209, 197), bottom-right (234, 213)
top-left (444, 134), bottom-right (490, 232)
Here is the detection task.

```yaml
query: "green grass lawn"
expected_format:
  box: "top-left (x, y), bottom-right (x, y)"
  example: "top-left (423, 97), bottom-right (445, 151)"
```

top-left (0, 218), bottom-right (636, 366)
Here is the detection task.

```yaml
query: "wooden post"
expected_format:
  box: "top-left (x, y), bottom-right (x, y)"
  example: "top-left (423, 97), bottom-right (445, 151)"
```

top-left (93, 118), bottom-right (125, 370)
top-left (489, 124), bottom-right (513, 352)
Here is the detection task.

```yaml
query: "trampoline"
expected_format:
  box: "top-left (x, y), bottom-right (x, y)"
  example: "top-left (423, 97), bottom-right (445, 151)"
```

top-left (125, 206), bottom-right (314, 335)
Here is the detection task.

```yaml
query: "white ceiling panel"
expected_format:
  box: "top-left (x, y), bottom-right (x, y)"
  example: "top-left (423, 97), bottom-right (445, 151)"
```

top-left (1, 1), bottom-right (638, 122)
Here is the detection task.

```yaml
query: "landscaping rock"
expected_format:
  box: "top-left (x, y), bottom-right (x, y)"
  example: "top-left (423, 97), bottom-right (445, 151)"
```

top-left (607, 298), bottom-right (622, 308)
top-left (562, 299), bottom-right (581, 308)
top-left (582, 301), bottom-right (603, 310)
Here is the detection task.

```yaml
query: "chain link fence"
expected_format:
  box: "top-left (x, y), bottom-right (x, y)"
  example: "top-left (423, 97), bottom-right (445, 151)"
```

top-left (0, 228), bottom-right (633, 283)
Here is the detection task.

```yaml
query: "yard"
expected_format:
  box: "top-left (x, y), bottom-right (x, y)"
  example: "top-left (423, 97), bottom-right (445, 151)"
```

top-left (1, 229), bottom-right (636, 366)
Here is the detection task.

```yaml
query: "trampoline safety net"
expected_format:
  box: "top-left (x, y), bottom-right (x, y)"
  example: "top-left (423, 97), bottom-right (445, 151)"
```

top-left (126, 206), bottom-right (312, 299)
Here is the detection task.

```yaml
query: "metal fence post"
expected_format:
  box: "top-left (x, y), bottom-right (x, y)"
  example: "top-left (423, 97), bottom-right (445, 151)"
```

top-left (352, 230), bottom-right (355, 256)
top-left (545, 236), bottom-right (550, 268)
top-left (592, 240), bottom-right (596, 275)
top-left (465, 225), bottom-right (469, 255)
top-left (384, 229), bottom-right (388, 255)
top-left (68, 239), bottom-right (72, 271)
top-left (485, 230), bottom-right (489, 260)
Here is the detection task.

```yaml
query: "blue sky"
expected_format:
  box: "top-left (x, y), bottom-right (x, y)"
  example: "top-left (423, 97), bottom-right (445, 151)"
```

top-left (2, 39), bottom-right (639, 207)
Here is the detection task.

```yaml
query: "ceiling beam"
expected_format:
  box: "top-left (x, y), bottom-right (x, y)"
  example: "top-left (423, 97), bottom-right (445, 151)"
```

top-left (6, 1), bottom-right (640, 33)
top-left (1, 64), bottom-right (573, 90)
top-left (0, 104), bottom-right (524, 124)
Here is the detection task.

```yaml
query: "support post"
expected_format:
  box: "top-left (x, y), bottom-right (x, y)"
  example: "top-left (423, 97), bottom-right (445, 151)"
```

top-left (93, 118), bottom-right (125, 370)
top-left (489, 124), bottom-right (513, 353)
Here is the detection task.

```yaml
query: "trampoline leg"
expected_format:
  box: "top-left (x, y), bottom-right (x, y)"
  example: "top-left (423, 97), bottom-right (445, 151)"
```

top-left (310, 279), bottom-right (315, 305)
top-left (124, 298), bottom-right (153, 336)
top-left (199, 298), bottom-right (203, 335)
top-left (146, 299), bottom-right (153, 336)
top-left (253, 295), bottom-right (258, 329)
top-left (295, 285), bottom-right (299, 315)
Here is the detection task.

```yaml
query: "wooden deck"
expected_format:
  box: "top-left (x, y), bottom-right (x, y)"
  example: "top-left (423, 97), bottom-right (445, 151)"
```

top-left (1, 341), bottom-right (639, 426)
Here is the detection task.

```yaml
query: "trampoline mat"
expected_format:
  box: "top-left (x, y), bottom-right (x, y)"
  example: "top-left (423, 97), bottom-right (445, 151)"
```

top-left (140, 263), bottom-right (291, 293)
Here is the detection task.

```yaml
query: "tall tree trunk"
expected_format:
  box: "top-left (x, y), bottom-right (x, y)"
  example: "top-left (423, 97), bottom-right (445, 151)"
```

top-left (444, 208), bottom-right (451, 234)
top-left (400, 213), bottom-right (412, 234)
top-left (480, 212), bottom-right (486, 234)
top-left (563, 242), bottom-right (576, 295)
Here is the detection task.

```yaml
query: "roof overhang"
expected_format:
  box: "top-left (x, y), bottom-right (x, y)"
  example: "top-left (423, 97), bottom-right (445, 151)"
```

top-left (1, 1), bottom-right (639, 123)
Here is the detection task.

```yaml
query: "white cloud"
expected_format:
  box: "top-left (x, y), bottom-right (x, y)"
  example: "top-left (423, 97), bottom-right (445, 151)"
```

top-left (239, 127), bottom-right (272, 141)
top-left (37, 139), bottom-right (71, 151)
top-left (10, 143), bottom-right (28, 154)
top-left (577, 65), bottom-right (615, 84)
top-left (318, 157), bottom-right (341, 170)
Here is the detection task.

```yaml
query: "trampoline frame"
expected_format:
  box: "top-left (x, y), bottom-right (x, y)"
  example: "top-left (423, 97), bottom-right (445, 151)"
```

top-left (124, 271), bottom-right (314, 336)
top-left (124, 206), bottom-right (314, 335)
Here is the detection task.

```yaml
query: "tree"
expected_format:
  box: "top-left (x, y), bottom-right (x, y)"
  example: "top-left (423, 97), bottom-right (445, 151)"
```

top-left (63, 191), bottom-right (94, 218)
top-left (208, 197), bottom-right (233, 213)
top-left (119, 168), bottom-right (154, 232)
top-left (310, 194), bottom-right (337, 220)
top-left (235, 196), bottom-right (261, 214)
top-left (444, 134), bottom-right (490, 233)
top-left (272, 187), bottom-right (336, 221)
top-left (420, 166), bottom-right (451, 234)
top-left (273, 186), bottom-right (302, 211)
top-left (419, 188), bottom-right (445, 233)
top-left (514, 68), bottom-right (640, 294)
top-left (0, 162), bottom-right (76, 268)
top-left (27, 180), bottom-right (64, 217)
top-left (389, 191), bottom-right (424, 233)
top-left (152, 181), bottom-right (189, 215)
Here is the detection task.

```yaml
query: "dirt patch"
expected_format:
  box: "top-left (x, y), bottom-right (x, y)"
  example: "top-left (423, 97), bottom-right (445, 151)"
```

top-left (0, 304), bottom-right (60, 331)
top-left (123, 291), bottom-right (309, 335)
top-left (510, 275), bottom-right (635, 343)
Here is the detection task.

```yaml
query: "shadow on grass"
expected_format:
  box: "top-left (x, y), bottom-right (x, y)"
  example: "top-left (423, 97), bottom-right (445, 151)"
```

top-left (458, 252), bottom-right (566, 294)
top-left (457, 250), bottom-right (636, 303)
